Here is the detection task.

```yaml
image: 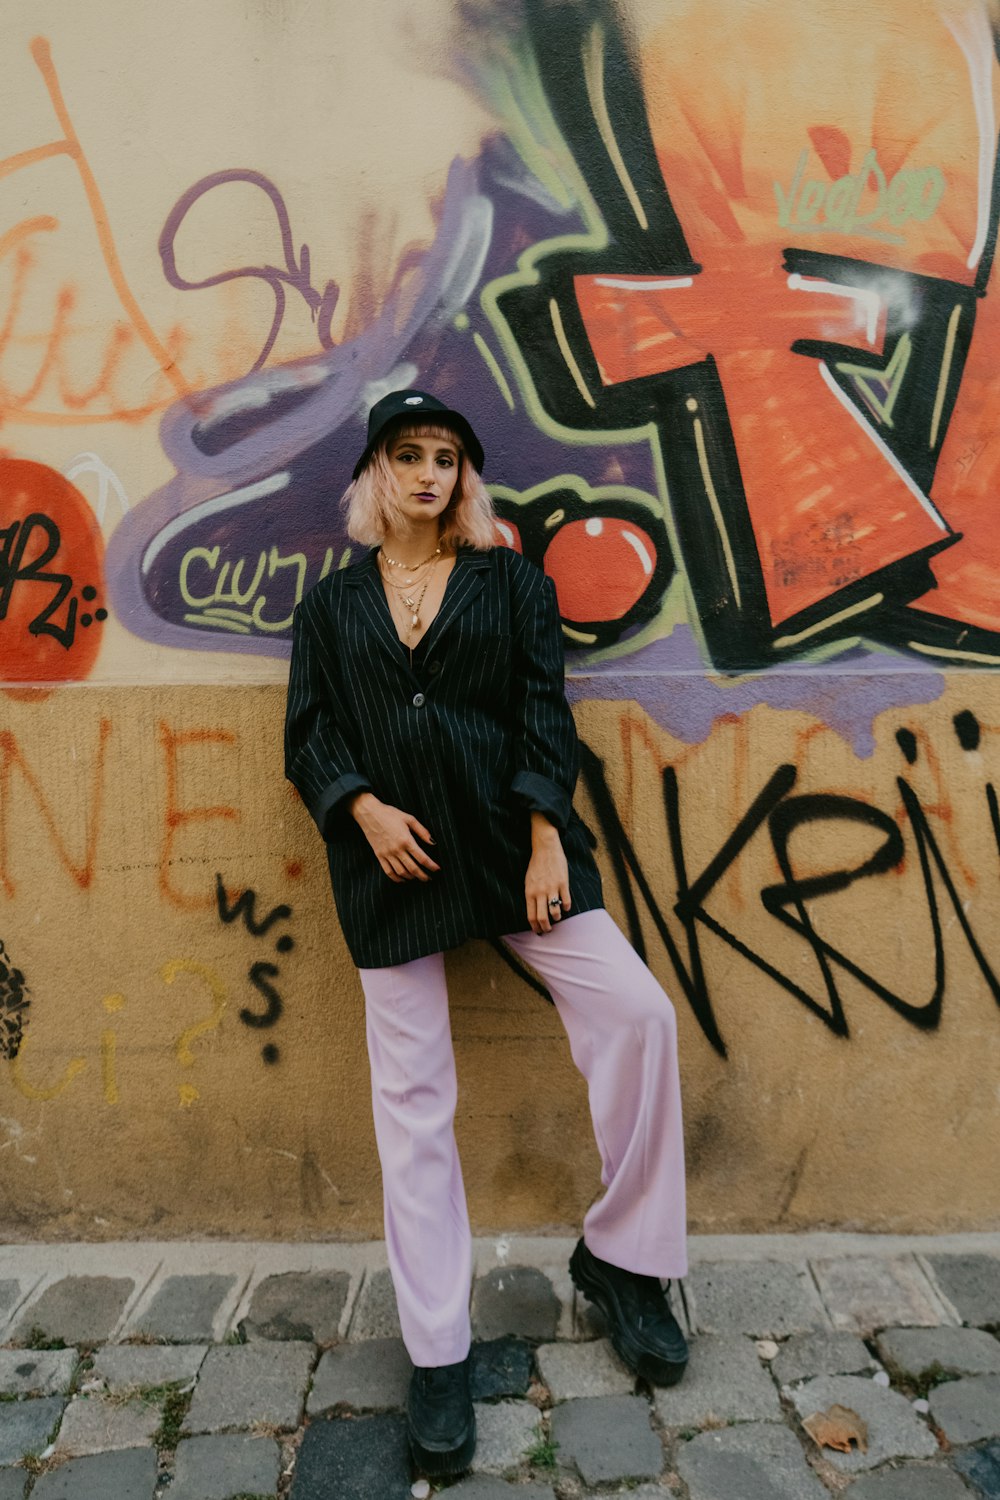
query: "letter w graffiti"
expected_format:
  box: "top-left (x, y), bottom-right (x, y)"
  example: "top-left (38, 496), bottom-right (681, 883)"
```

top-left (490, 0), bottom-right (996, 671)
top-left (214, 873), bottom-right (290, 937)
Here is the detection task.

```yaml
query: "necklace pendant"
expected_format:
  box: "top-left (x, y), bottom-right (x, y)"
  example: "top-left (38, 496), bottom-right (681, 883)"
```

top-left (411, 613), bottom-right (419, 629)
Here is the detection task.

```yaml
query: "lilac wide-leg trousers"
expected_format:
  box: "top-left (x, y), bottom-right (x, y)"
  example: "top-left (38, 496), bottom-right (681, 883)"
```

top-left (358, 908), bottom-right (687, 1367)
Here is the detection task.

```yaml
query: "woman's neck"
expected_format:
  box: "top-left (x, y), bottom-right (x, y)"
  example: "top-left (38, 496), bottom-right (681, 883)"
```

top-left (381, 521), bottom-right (444, 567)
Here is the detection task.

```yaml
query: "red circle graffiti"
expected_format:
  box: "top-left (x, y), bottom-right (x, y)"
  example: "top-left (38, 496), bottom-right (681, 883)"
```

top-left (543, 517), bottom-right (657, 623)
top-left (0, 459), bottom-right (104, 683)
top-left (494, 519), bottom-right (522, 552)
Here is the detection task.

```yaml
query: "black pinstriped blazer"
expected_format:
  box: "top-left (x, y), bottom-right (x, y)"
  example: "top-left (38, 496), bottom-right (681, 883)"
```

top-left (284, 544), bottom-right (603, 967)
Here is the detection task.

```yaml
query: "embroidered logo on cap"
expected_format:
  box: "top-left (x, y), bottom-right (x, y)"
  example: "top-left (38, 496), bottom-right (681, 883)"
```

top-left (404, 396), bottom-right (423, 405)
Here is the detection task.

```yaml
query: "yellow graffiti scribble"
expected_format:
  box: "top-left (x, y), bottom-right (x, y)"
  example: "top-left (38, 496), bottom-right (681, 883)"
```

top-left (101, 1029), bottom-right (119, 1105)
top-left (101, 993), bottom-right (125, 1102)
top-left (549, 297), bottom-right (596, 408)
top-left (161, 960), bottom-right (227, 1109)
top-left (583, 22), bottom-right (649, 232)
top-left (8, 1034), bottom-right (86, 1101)
top-left (179, 543), bottom-right (334, 634)
top-left (930, 304), bottom-right (962, 450)
top-left (472, 332), bottom-right (516, 410)
top-left (773, 593), bottom-right (884, 650)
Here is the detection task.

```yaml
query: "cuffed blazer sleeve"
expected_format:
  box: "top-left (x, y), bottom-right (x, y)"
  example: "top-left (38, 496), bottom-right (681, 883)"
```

top-left (284, 597), bottom-right (372, 840)
top-left (509, 565), bottom-right (579, 831)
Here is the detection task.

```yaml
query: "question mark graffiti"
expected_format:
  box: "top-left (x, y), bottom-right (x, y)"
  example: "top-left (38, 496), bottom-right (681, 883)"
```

top-left (8, 1034), bottom-right (86, 1101)
top-left (101, 991), bottom-right (125, 1104)
top-left (161, 959), bottom-right (227, 1107)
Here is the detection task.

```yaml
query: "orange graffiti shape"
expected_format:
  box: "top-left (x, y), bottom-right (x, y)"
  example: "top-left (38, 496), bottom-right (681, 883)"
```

top-left (630, 0), bottom-right (991, 633)
top-left (0, 38), bottom-right (191, 427)
top-left (0, 458), bottom-right (105, 682)
top-left (159, 723), bottom-right (240, 911)
top-left (575, 251), bottom-right (949, 628)
top-left (0, 716), bottom-right (111, 898)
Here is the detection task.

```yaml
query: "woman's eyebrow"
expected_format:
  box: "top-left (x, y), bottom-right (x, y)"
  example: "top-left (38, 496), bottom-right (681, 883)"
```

top-left (394, 443), bottom-right (458, 455)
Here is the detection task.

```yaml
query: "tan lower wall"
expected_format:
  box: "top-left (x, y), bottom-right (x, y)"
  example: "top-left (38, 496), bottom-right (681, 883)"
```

top-left (2, 680), bottom-right (998, 1240)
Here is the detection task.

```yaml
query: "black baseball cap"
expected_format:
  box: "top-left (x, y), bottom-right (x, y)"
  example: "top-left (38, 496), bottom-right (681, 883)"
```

top-left (352, 389), bottom-right (485, 480)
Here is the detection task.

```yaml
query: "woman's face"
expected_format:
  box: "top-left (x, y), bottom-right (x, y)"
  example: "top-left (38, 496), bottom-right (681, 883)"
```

top-left (386, 431), bottom-right (460, 527)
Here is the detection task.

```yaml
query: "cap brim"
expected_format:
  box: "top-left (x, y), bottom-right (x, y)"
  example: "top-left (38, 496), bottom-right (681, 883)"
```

top-left (352, 409), bottom-right (484, 480)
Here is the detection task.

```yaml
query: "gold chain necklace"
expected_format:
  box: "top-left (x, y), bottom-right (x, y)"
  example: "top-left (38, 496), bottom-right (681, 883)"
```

top-left (379, 553), bottom-right (440, 643)
top-left (381, 543), bottom-right (442, 570)
top-left (381, 567), bottom-right (433, 596)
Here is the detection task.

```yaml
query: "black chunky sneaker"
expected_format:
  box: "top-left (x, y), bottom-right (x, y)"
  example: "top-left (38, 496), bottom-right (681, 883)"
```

top-left (407, 1356), bottom-right (476, 1476)
top-left (569, 1238), bottom-right (688, 1386)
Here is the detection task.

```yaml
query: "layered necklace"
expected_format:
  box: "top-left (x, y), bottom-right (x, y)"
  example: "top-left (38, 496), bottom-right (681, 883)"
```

top-left (378, 542), bottom-right (443, 648)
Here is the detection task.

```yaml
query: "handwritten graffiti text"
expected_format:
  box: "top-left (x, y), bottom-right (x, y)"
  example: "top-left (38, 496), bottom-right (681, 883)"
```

top-left (775, 146), bottom-right (946, 245)
top-left (215, 874), bottom-right (295, 1064)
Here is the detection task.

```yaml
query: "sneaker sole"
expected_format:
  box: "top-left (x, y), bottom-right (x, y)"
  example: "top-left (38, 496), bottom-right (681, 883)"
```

top-left (569, 1243), bottom-right (688, 1387)
top-left (408, 1412), bottom-right (477, 1477)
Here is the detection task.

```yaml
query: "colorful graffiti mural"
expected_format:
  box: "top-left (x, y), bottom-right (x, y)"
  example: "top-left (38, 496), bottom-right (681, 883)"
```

top-left (2, 1), bottom-right (999, 680)
top-left (75, 0), bottom-right (1000, 682)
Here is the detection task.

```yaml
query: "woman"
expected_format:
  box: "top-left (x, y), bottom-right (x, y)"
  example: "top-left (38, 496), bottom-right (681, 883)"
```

top-left (285, 389), bottom-right (688, 1477)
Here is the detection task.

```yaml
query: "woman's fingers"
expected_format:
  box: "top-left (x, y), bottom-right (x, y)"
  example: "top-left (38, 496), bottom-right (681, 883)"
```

top-left (405, 814), bottom-right (435, 846)
top-left (381, 842), bottom-right (440, 882)
top-left (526, 886), bottom-right (571, 933)
top-left (524, 835), bottom-right (570, 935)
top-left (364, 806), bottom-right (441, 880)
top-left (396, 815), bottom-right (440, 873)
top-left (398, 851), bottom-right (429, 882)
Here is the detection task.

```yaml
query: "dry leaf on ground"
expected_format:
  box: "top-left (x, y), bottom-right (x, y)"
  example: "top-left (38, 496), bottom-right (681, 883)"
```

top-left (803, 1403), bottom-right (869, 1453)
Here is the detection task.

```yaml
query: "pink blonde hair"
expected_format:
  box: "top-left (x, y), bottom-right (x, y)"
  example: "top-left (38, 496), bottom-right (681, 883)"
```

top-left (342, 421), bottom-right (497, 549)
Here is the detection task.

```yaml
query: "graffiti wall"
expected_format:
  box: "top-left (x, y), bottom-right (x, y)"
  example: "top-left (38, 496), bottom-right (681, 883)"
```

top-left (1, 0), bottom-right (998, 1237)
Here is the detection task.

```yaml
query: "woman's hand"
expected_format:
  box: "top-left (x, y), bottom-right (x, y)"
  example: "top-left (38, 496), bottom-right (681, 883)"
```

top-left (525, 812), bottom-right (571, 934)
top-left (350, 793), bottom-right (440, 883)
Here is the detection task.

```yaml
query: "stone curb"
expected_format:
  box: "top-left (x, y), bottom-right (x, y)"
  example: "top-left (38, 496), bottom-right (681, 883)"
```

top-left (0, 1233), bottom-right (996, 1347)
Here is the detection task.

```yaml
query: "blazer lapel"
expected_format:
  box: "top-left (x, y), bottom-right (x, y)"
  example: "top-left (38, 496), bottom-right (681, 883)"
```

top-left (343, 551), bottom-right (413, 680)
top-left (418, 549), bottom-right (491, 658)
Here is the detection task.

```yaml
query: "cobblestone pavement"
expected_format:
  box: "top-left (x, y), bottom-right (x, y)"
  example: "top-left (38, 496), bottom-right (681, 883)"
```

top-left (0, 1234), bottom-right (997, 1498)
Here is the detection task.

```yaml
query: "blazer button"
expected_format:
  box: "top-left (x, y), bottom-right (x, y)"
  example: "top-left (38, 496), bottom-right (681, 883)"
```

top-left (412, 692), bottom-right (426, 708)
top-left (428, 661), bottom-right (441, 675)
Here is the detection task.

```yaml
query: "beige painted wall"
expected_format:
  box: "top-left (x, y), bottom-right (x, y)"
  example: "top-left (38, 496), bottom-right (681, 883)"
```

top-left (3, 685), bottom-right (998, 1238)
top-left (1, 0), bottom-right (999, 1237)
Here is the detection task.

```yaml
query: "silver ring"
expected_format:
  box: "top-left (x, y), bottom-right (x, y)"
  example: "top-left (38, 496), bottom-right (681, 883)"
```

top-left (547, 896), bottom-right (562, 909)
